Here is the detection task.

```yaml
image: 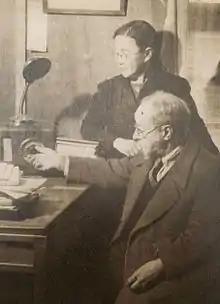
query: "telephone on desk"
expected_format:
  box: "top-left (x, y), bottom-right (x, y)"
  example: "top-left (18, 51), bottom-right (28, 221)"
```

top-left (0, 57), bottom-right (55, 174)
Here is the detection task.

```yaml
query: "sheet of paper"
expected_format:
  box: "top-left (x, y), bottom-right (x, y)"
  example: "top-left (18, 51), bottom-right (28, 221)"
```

top-left (27, 0), bottom-right (48, 52)
top-left (0, 177), bottom-right (47, 200)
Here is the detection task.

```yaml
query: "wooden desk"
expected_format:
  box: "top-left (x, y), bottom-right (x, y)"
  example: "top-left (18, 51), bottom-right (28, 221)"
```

top-left (0, 178), bottom-right (88, 304)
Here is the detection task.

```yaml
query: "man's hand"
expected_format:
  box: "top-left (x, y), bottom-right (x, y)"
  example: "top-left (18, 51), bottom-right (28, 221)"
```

top-left (126, 259), bottom-right (163, 292)
top-left (27, 146), bottom-right (66, 172)
top-left (113, 138), bottom-right (141, 157)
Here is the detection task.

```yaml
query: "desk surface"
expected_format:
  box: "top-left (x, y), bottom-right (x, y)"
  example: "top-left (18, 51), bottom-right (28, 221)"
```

top-left (0, 178), bottom-right (88, 235)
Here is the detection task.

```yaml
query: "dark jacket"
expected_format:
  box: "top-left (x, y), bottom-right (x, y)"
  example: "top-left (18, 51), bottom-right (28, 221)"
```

top-left (81, 68), bottom-right (218, 157)
top-left (67, 137), bottom-right (220, 304)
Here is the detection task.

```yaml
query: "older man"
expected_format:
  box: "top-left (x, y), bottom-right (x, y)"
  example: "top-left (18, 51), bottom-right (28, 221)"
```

top-left (30, 91), bottom-right (220, 303)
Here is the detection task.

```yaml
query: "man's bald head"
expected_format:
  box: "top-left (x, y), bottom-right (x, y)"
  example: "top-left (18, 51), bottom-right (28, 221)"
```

top-left (134, 91), bottom-right (191, 144)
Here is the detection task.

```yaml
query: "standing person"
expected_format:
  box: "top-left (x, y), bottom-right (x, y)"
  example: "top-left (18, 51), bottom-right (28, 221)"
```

top-left (81, 20), bottom-right (218, 158)
top-left (29, 91), bottom-right (220, 304)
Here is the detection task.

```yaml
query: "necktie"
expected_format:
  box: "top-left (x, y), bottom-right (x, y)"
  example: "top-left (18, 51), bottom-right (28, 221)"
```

top-left (149, 158), bottom-right (163, 187)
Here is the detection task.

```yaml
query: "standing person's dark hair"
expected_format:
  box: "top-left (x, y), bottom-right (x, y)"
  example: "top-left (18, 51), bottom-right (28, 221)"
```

top-left (113, 20), bottom-right (156, 51)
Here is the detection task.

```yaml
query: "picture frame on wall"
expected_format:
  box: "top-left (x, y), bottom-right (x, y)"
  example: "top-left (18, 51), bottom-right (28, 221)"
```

top-left (43, 0), bottom-right (127, 16)
top-left (189, 0), bottom-right (220, 2)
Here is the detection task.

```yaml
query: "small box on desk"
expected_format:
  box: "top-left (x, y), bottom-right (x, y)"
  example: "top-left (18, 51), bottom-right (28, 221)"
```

top-left (0, 176), bottom-right (46, 221)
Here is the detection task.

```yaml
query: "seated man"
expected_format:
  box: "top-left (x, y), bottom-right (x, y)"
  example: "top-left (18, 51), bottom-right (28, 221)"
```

top-left (29, 91), bottom-right (220, 304)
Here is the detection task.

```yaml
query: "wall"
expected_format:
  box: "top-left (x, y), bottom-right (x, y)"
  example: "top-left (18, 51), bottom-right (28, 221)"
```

top-left (28, 0), bottom-right (166, 122)
top-left (0, 0), bottom-right (15, 121)
top-left (184, 2), bottom-right (220, 147)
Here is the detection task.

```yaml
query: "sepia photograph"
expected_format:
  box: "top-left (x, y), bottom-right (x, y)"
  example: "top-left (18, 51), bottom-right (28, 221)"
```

top-left (0, 0), bottom-right (220, 303)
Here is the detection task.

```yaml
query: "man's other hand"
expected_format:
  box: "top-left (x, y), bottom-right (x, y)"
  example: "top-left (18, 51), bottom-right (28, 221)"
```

top-left (126, 259), bottom-right (163, 292)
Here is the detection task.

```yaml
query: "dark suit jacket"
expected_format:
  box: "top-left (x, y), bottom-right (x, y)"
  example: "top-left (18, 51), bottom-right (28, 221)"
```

top-left (81, 68), bottom-right (218, 157)
top-left (67, 137), bottom-right (220, 303)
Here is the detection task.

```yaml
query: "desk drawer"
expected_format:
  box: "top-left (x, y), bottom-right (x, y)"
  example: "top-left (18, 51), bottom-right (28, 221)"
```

top-left (0, 242), bottom-right (34, 268)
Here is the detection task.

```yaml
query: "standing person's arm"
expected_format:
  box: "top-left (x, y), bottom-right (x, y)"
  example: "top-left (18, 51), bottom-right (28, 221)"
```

top-left (81, 81), bottom-right (140, 158)
top-left (81, 83), bottom-right (120, 157)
